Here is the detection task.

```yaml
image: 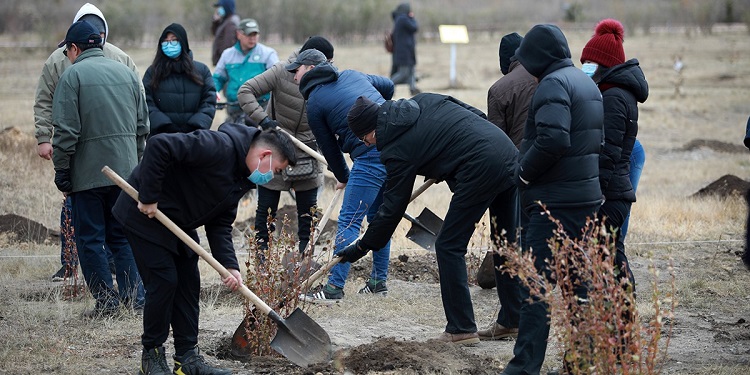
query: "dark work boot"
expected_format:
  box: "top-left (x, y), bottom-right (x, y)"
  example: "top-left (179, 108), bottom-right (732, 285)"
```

top-left (173, 347), bottom-right (231, 375)
top-left (140, 346), bottom-right (170, 375)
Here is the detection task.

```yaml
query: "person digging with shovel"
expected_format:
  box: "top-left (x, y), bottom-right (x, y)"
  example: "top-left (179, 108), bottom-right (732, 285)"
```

top-left (112, 124), bottom-right (296, 375)
top-left (341, 94), bottom-right (522, 345)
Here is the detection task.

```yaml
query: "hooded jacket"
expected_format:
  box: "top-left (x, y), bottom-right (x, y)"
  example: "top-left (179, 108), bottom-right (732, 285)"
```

top-left (34, 3), bottom-right (146, 144)
top-left (143, 23), bottom-right (216, 135)
top-left (487, 59), bottom-right (537, 148)
top-left (358, 93), bottom-right (518, 250)
top-left (515, 24), bottom-right (604, 210)
top-left (391, 3), bottom-right (418, 67)
top-left (112, 122), bottom-right (258, 270)
top-left (211, 0), bottom-right (240, 66)
top-left (298, 63), bottom-right (394, 183)
top-left (597, 58), bottom-right (648, 201)
top-left (52, 48), bottom-right (149, 192)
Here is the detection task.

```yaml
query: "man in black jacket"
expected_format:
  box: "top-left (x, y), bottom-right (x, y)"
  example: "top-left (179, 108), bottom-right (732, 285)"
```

top-left (502, 24), bottom-right (604, 375)
top-left (112, 123), bottom-right (296, 375)
top-left (342, 93), bottom-right (520, 345)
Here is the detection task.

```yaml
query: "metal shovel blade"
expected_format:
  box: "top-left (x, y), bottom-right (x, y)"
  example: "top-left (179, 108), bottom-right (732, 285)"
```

top-left (405, 208), bottom-right (443, 251)
top-left (269, 307), bottom-right (332, 367)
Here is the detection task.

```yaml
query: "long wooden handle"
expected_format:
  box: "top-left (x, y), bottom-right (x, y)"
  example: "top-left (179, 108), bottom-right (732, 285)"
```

top-left (304, 188), bottom-right (344, 256)
top-left (102, 166), bottom-right (275, 316)
top-left (277, 128), bottom-right (328, 166)
top-left (299, 178), bottom-right (438, 290)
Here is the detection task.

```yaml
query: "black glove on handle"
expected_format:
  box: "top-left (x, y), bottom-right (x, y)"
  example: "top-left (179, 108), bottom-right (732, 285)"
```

top-left (54, 168), bottom-right (72, 193)
top-left (258, 117), bottom-right (279, 130)
top-left (338, 240), bottom-right (370, 264)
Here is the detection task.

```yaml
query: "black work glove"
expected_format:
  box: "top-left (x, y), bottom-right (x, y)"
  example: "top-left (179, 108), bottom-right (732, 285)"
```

top-left (54, 168), bottom-right (72, 193)
top-left (258, 117), bottom-right (279, 130)
top-left (338, 240), bottom-right (370, 264)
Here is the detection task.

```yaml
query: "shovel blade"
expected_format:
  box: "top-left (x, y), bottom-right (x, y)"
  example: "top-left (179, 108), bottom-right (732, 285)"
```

top-left (270, 308), bottom-right (332, 367)
top-left (405, 208), bottom-right (443, 251)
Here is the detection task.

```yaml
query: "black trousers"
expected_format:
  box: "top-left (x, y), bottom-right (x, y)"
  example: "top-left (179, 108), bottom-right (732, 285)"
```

top-left (488, 186), bottom-right (522, 329)
top-left (504, 204), bottom-right (598, 375)
top-left (125, 230), bottom-right (200, 356)
top-left (598, 199), bottom-right (635, 290)
top-left (437, 184), bottom-right (517, 334)
top-left (254, 186), bottom-right (318, 253)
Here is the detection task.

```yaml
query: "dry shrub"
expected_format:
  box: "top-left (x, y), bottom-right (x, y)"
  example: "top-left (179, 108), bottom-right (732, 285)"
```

top-left (498, 206), bottom-right (676, 374)
top-left (238, 211), bottom-right (322, 357)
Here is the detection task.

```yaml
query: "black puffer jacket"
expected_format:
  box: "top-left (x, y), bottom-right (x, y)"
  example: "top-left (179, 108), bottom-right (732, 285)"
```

top-left (515, 24), bottom-right (603, 211)
top-left (359, 93), bottom-right (518, 250)
top-left (143, 59), bottom-right (216, 136)
top-left (597, 59), bottom-right (648, 201)
top-left (112, 123), bottom-right (257, 270)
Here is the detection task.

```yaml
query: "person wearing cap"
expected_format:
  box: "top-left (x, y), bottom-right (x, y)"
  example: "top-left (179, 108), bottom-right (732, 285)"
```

top-left (287, 49), bottom-right (395, 303)
top-left (475, 31), bottom-right (537, 341)
top-left (52, 20), bottom-right (148, 320)
top-left (211, 0), bottom-right (240, 67)
top-left (143, 23), bottom-right (216, 137)
top-left (213, 18), bottom-right (278, 125)
top-left (237, 37), bottom-right (334, 256)
top-left (34, 2), bottom-right (146, 283)
top-left (500, 24), bottom-right (603, 375)
top-left (581, 18), bottom-right (648, 295)
top-left (340, 93), bottom-right (520, 345)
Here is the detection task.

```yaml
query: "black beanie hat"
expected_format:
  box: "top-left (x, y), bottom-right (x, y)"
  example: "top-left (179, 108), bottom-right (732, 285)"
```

top-left (499, 32), bottom-right (523, 75)
top-left (160, 23), bottom-right (190, 55)
top-left (347, 96), bottom-right (380, 139)
top-left (300, 36), bottom-right (334, 60)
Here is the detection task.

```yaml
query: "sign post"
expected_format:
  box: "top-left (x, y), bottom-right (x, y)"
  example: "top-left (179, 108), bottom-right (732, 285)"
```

top-left (438, 25), bottom-right (469, 88)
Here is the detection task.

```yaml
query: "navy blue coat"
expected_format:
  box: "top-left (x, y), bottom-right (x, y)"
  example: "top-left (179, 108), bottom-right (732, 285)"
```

top-left (515, 24), bottom-right (604, 211)
top-left (143, 60), bottom-right (216, 136)
top-left (112, 123), bottom-right (257, 270)
top-left (299, 63), bottom-right (394, 183)
top-left (391, 4), bottom-right (418, 67)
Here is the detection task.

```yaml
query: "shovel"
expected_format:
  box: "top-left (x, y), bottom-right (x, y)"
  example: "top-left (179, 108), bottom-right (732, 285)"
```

top-left (101, 166), bottom-right (332, 367)
top-left (297, 178), bottom-right (441, 292)
top-left (230, 188), bottom-right (344, 358)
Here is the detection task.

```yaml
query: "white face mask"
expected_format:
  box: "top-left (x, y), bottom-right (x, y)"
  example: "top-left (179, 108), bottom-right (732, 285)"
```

top-left (582, 62), bottom-right (598, 78)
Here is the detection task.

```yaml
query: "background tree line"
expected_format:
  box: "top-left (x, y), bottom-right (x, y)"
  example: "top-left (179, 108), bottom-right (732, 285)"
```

top-left (2, 0), bottom-right (749, 48)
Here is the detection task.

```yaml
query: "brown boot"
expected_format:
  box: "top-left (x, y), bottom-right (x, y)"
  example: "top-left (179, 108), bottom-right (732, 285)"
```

top-left (433, 331), bottom-right (480, 346)
top-left (477, 322), bottom-right (518, 340)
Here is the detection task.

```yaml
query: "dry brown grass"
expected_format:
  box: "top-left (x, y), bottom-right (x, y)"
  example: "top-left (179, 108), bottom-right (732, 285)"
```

top-left (1, 27), bottom-right (749, 374)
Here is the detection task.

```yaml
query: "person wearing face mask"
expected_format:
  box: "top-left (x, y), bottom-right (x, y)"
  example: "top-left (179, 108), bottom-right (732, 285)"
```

top-left (112, 125), bottom-right (297, 374)
top-left (580, 18), bottom-right (648, 294)
top-left (211, 0), bottom-right (240, 66)
top-left (143, 23), bottom-right (216, 137)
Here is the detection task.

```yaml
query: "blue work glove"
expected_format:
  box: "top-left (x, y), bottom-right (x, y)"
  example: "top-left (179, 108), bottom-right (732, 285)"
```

top-left (54, 168), bottom-right (72, 193)
top-left (258, 117), bottom-right (279, 130)
top-left (338, 240), bottom-right (370, 264)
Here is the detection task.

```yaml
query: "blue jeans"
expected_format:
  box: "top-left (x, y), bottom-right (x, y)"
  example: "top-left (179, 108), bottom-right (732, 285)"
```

top-left (328, 148), bottom-right (390, 288)
top-left (72, 186), bottom-right (145, 310)
top-left (621, 139), bottom-right (645, 239)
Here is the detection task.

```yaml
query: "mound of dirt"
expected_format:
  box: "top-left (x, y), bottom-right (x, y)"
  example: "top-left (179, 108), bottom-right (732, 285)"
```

top-left (682, 139), bottom-right (748, 154)
top-left (0, 126), bottom-right (34, 149)
top-left (0, 214), bottom-right (57, 244)
top-left (234, 204), bottom-right (338, 245)
top-left (349, 252), bottom-right (441, 284)
top-left (692, 174), bottom-right (750, 198)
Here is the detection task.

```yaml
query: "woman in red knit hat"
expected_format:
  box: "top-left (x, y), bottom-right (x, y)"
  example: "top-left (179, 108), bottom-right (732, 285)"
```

top-left (580, 17), bottom-right (649, 308)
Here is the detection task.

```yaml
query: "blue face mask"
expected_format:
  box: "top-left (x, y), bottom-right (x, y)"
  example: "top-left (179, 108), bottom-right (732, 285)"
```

top-left (248, 155), bottom-right (274, 185)
top-left (217, 6), bottom-right (226, 17)
top-left (581, 62), bottom-right (598, 78)
top-left (161, 40), bottom-right (182, 59)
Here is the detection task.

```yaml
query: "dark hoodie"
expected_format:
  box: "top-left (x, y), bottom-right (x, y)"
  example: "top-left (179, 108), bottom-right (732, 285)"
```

top-left (391, 2), bottom-right (418, 67)
top-left (515, 24), bottom-right (604, 211)
top-left (596, 58), bottom-right (649, 201)
top-left (298, 63), bottom-right (394, 183)
top-left (358, 93), bottom-right (518, 250)
top-left (112, 122), bottom-right (257, 269)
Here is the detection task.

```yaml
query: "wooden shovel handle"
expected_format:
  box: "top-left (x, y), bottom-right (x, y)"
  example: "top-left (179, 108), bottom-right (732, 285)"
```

top-left (277, 128), bottom-right (328, 166)
top-left (304, 188), bottom-right (343, 256)
top-left (299, 178), bottom-right (438, 290)
top-left (101, 166), bottom-right (275, 316)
